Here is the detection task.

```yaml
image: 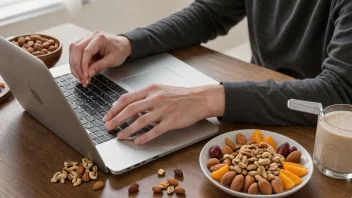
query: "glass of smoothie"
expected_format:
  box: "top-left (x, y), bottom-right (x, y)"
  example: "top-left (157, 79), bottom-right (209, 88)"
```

top-left (313, 104), bottom-right (352, 179)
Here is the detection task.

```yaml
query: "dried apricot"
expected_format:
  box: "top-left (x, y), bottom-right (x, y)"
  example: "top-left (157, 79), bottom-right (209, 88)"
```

top-left (261, 136), bottom-right (277, 150)
top-left (210, 164), bottom-right (229, 181)
top-left (282, 162), bottom-right (308, 177)
top-left (280, 169), bottom-right (302, 185)
top-left (250, 129), bottom-right (264, 144)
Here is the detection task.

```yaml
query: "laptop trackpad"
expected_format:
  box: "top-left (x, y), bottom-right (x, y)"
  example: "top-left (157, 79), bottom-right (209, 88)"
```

top-left (121, 68), bottom-right (193, 90)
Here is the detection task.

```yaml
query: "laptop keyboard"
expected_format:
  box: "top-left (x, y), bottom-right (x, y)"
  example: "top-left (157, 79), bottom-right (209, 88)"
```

top-left (54, 73), bottom-right (152, 145)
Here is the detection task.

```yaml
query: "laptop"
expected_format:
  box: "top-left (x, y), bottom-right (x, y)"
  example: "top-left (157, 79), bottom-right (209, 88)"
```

top-left (0, 36), bottom-right (218, 174)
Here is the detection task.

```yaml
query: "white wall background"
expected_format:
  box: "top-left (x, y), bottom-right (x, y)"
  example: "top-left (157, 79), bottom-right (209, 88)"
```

top-left (0, 0), bottom-right (251, 61)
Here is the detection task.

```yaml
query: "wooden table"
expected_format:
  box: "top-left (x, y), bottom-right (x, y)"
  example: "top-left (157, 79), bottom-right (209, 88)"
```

top-left (0, 23), bottom-right (350, 198)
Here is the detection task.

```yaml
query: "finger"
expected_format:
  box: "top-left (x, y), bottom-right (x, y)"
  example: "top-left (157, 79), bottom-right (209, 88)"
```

top-left (134, 123), bottom-right (167, 145)
top-left (103, 90), bottom-right (149, 122)
top-left (69, 37), bottom-right (86, 79)
top-left (117, 111), bottom-right (161, 139)
top-left (73, 36), bottom-right (95, 85)
top-left (105, 99), bottom-right (152, 130)
top-left (81, 38), bottom-right (102, 84)
top-left (87, 54), bottom-right (110, 79)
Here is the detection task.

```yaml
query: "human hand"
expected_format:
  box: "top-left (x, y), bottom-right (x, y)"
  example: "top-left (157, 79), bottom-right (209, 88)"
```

top-left (103, 84), bottom-right (225, 145)
top-left (69, 31), bottom-right (131, 86)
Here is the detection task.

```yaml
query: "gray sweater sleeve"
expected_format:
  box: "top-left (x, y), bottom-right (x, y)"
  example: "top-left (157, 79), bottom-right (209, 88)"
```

top-left (221, 1), bottom-right (352, 125)
top-left (121, 0), bottom-right (246, 59)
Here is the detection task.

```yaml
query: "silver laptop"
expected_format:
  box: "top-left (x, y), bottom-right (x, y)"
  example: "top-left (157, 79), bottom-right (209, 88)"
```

top-left (0, 37), bottom-right (218, 174)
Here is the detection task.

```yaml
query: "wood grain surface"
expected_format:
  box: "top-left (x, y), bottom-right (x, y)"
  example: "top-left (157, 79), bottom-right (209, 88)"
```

top-left (0, 23), bottom-right (350, 198)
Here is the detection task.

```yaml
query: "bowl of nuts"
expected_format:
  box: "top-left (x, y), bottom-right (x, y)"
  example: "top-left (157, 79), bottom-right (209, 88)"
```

top-left (199, 129), bottom-right (313, 198)
top-left (8, 34), bottom-right (62, 68)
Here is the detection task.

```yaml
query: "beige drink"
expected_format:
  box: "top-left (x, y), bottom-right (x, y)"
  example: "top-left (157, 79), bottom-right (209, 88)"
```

top-left (314, 110), bottom-right (352, 174)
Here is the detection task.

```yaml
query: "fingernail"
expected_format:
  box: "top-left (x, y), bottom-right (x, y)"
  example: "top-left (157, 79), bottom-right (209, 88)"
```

top-left (103, 114), bottom-right (109, 122)
top-left (134, 138), bottom-right (141, 145)
top-left (105, 122), bottom-right (111, 129)
top-left (86, 80), bottom-right (89, 85)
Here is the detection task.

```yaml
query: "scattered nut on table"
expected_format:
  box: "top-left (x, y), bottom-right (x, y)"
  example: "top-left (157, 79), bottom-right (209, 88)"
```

top-left (50, 158), bottom-right (99, 189)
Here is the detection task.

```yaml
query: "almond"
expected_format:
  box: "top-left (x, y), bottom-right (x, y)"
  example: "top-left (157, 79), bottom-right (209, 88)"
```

top-left (248, 182), bottom-right (259, 194)
top-left (255, 175), bottom-right (272, 195)
top-left (174, 186), bottom-right (185, 194)
top-left (243, 175), bottom-right (255, 192)
top-left (236, 133), bottom-right (247, 145)
top-left (77, 166), bottom-right (85, 175)
top-left (167, 178), bottom-right (178, 186)
top-left (271, 176), bottom-right (284, 194)
top-left (92, 181), bottom-right (104, 190)
top-left (128, 183), bottom-right (139, 193)
top-left (285, 151), bottom-right (301, 163)
top-left (210, 164), bottom-right (226, 172)
top-left (82, 171), bottom-right (90, 182)
top-left (221, 146), bottom-right (233, 155)
top-left (42, 41), bottom-right (51, 48)
top-left (48, 46), bottom-right (58, 51)
top-left (206, 158), bottom-right (220, 168)
top-left (34, 43), bottom-right (42, 51)
top-left (230, 174), bottom-right (244, 191)
top-left (152, 185), bottom-right (163, 193)
top-left (220, 171), bottom-right (237, 186)
top-left (223, 159), bottom-right (232, 166)
top-left (26, 41), bottom-right (34, 47)
top-left (225, 137), bottom-right (236, 151)
top-left (29, 35), bottom-right (42, 41)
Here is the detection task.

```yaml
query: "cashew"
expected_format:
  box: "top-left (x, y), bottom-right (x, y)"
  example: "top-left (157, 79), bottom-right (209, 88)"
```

top-left (69, 165), bottom-right (78, 171)
top-left (59, 171), bottom-right (68, 183)
top-left (73, 178), bottom-right (82, 186)
top-left (231, 152), bottom-right (239, 158)
top-left (242, 156), bottom-right (248, 164)
top-left (247, 164), bottom-right (257, 171)
top-left (272, 156), bottom-right (280, 163)
top-left (269, 163), bottom-right (278, 171)
top-left (51, 172), bottom-right (61, 183)
top-left (267, 173), bottom-right (275, 181)
top-left (254, 161), bottom-right (260, 168)
top-left (248, 171), bottom-right (258, 176)
top-left (89, 171), bottom-right (98, 180)
top-left (258, 158), bottom-right (270, 166)
top-left (266, 146), bottom-right (275, 155)
top-left (261, 168), bottom-right (268, 179)
top-left (69, 171), bottom-right (78, 183)
top-left (234, 165), bottom-right (242, 174)
top-left (258, 142), bottom-right (269, 148)
top-left (64, 161), bottom-right (74, 167)
top-left (242, 169), bottom-right (248, 175)
top-left (224, 154), bottom-right (235, 160)
top-left (92, 165), bottom-right (98, 172)
top-left (257, 155), bottom-right (262, 159)
top-left (62, 167), bottom-right (70, 173)
top-left (262, 152), bottom-right (273, 159)
top-left (229, 165), bottom-right (236, 171)
top-left (233, 158), bottom-right (241, 164)
top-left (238, 162), bottom-right (247, 169)
top-left (274, 171), bottom-right (280, 176)
top-left (248, 157), bottom-right (258, 163)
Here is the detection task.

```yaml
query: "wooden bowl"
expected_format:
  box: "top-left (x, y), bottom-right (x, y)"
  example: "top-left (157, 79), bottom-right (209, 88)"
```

top-left (7, 34), bottom-right (62, 68)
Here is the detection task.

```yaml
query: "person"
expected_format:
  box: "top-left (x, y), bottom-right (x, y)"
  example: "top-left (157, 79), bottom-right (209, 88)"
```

top-left (69, 0), bottom-right (352, 145)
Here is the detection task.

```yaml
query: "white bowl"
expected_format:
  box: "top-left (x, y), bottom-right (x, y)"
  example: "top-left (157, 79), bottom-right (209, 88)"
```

top-left (199, 129), bottom-right (314, 198)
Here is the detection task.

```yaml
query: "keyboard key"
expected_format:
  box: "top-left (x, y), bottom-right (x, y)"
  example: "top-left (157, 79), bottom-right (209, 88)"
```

top-left (77, 112), bottom-right (87, 119)
top-left (88, 127), bottom-right (99, 133)
top-left (68, 96), bottom-right (79, 102)
top-left (93, 130), bottom-right (105, 137)
top-left (88, 133), bottom-right (97, 140)
top-left (56, 76), bottom-right (65, 82)
top-left (70, 103), bottom-right (77, 109)
top-left (83, 123), bottom-right (94, 129)
top-left (85, 115), bottom-right (95, 122)
top-left (110, 84), bottom-right (128, 95)
top-left (110, 94), bottom-right (120, 100)
top-left (85, 109), bottom-right (95, 114)
top-left (80, 119), bottom-right (88, 125)
top-left (74, 108), bottom-right (83, 113)
top-left (91, 120), bottom-right (103, 127)
top-left (61, 81), bottom-right (70, 86)
top-left (74, 100), bottom-right (84, 106)
top-left (93, 138), bottom-right (103, 144)
top-left (88, 102), bottom-right (100, 109)
top-left (100, 135), bottom-right (110, 142)
top-left (103, 96), bottom-right (115, 104)
top-left (119, 122), bottom-right (129, 129)
top-left (92, 113), bottom-right (102, 119)
top-left (106, 132), bottom-right (116, 139)
top-left (65, 84), bottom-right (74, 90)
top-left (62, 91), bottom-right (71, 97)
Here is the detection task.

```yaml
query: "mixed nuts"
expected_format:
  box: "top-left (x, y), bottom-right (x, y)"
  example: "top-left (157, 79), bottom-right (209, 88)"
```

top-left (50, 158), bottom-right (103, 190)
top-left (206, 130), bottom-right (308, 195)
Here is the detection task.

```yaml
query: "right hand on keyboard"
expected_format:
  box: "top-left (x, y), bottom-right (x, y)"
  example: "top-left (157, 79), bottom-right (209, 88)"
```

top-left (69, 31), bottom-right (131, 87)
